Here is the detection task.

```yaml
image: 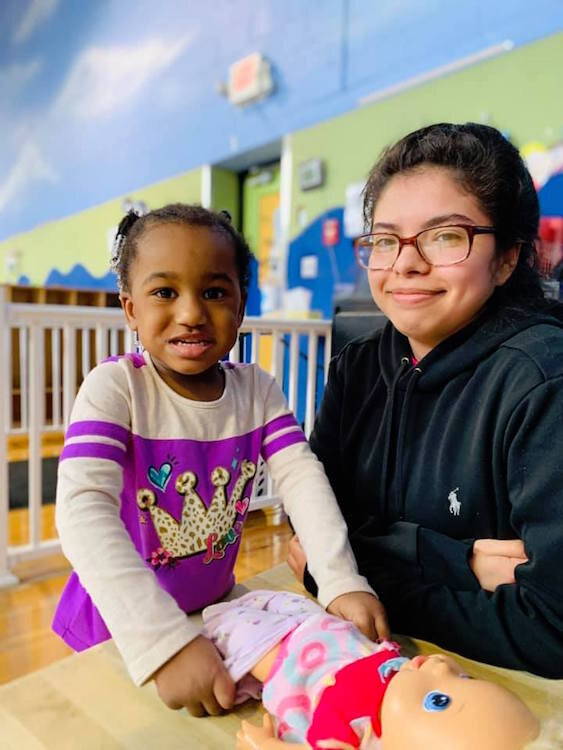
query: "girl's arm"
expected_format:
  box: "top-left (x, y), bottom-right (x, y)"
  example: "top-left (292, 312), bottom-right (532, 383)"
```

top-left (257, 370), bottom-right (378, 612)
top-left (56, 361), bottom-right (199, 685)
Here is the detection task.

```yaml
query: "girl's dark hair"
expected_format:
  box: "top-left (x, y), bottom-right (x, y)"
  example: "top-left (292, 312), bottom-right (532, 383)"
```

top-left (363, 122), bottom-right (546, 310)
top-left (111, 203), bottom-right (253, 293)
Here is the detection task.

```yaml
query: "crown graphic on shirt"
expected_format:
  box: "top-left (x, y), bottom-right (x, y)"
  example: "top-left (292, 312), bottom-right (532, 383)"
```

top-left (137, 460), bottom-right (256, 558)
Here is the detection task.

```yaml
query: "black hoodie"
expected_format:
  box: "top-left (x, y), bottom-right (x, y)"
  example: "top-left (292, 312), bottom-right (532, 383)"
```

top-left (306, 301), bottom-right (563, 677)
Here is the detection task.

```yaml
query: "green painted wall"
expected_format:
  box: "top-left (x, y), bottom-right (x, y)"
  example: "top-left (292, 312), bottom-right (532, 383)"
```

top-left (0, 168), bottom-right (202, 286)
top-left (211, 168), bottom-right (240, 228)
top-left (290, 33), bottom-right (563, 238)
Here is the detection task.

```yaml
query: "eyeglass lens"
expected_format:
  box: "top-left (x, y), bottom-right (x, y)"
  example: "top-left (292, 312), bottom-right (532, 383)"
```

top-left (357, 226), bottom-right (471, 268)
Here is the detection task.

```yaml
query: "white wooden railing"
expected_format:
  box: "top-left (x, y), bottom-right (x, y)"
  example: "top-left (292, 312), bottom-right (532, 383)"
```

top-left (0, 286), bottom-right (332, 585)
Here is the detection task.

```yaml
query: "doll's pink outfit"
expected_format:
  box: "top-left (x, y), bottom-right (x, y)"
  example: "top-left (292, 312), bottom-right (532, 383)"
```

top-left (202, 590), bottom-right (407, 748)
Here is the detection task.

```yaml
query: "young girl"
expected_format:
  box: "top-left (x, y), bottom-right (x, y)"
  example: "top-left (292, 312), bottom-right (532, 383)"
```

top-left (288, 123), bottom-right (563, 677)
top-left (52, 204), bottom-right (386, 716)
top-left (197, 589), bottom-right (547, 749)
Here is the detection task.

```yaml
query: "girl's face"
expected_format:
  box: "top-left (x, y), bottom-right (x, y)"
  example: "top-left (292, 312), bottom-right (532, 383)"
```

top-left (381, 654), bottom-right (539, 749)
top-left (368, 167), bottom-right (518, 360)
top-left (121, 223), bottom-right (245, 400)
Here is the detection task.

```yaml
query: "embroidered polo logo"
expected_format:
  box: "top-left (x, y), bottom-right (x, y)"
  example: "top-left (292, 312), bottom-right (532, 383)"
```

top-left (448, 487), bottom-right (461, 516)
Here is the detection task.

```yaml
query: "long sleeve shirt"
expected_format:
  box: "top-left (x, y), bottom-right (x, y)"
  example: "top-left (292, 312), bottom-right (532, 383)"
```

top-left (53, 351), bottom-right (373, 685)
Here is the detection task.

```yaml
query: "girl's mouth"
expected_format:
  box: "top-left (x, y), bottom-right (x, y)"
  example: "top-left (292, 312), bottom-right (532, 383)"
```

top-left (168, 338), bottom-right (214, 358)
top-left (389, 289), bottom-right (444, 305)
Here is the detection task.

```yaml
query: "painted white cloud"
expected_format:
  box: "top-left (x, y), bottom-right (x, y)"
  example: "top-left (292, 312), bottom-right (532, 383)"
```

top-left (13, 0), bottom-right (59, 44)
top-left (0, 60), bottom-right (42, 98)
top-left (0, 142), bottom-right (58, 213)
top-left (54, 33), bottom-right (195, 120)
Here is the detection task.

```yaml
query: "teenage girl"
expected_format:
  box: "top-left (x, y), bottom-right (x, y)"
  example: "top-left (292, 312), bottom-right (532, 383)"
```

top-left (288, 123), bottom-right (563, 677)
top-left (53, 204), bottom-right (387, 716)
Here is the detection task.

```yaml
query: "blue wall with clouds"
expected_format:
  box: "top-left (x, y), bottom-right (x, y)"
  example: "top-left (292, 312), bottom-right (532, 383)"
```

top-left (1, 0), bottom-right (561, 241)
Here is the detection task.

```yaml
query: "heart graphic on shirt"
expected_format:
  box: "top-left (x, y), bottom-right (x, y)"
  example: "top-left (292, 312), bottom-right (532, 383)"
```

top-left (148, 462), bottom-right (173, 491)
top-left (235, 497), bottom-right (250, 515)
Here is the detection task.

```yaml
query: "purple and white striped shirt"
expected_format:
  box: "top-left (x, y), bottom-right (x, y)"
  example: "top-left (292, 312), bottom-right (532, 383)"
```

top-left (52, 352), bottom-right (372, 685)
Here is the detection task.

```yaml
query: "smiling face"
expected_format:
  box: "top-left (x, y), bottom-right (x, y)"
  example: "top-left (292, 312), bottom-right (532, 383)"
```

top-left (367, 166), bottom-right (519, 359)
top-left (381, 654), bottom-right (539, 750)
top-left (120, 222), bottom-right (245, 400)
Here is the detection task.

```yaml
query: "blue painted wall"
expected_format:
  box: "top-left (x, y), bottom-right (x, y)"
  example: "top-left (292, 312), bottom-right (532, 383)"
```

top-left (287, 208), bottom-right (358, 318)
top-left (1, 0), bottom-right (561, 241)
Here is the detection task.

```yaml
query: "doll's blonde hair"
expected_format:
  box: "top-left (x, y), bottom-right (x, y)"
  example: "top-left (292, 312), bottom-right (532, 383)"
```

top-left (524, 719), bottom-right (563, 749)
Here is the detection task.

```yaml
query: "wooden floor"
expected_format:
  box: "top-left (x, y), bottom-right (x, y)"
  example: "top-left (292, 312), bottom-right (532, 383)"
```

top-left (0, 506), bottom-right (292, 686)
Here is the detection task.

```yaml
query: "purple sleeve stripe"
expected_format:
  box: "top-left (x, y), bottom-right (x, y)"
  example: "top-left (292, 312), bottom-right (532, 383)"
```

top-left (261, 429), bottom-right (306, 461)
top-left (65, 420), bottom-right (129, 445)
top-left (60, 443), bottom-right (127, 465)
top-left (263, 413), bottom-right (299, 439)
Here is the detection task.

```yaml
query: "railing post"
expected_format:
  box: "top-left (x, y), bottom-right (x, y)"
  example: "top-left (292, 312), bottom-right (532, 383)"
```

top-left (0, 287), bottom-right (18, 586)
top-left (51, 327), bottom-right (62, 428)
top-left (288, 331), bottom-right (299, 414)
top-left (63, 324), bottom-right (77, 429)
top-left (304, 331), bottom-right (318, 437)
top-left (95, 323), bottom-right (108, 364)
top-left (28, 323), bottom-right (44, 550)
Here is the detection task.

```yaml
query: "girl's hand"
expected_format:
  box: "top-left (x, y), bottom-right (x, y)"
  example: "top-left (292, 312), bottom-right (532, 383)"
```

top-left (469, 538), bottom-right (528, 592)
top-left (153, 634), bottom-right (235, 716)
top-left (236, 714), bottom-right (279, 750)
top-left (287, 534), bottom-right (307, 584)
top-left (327, 591), bottom-right (390, 641)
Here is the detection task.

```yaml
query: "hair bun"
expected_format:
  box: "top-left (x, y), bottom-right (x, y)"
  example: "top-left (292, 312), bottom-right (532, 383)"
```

top-left (116, 209), bottom-right (140, 237)
top-left (111, 210), bottom-right (140, 269)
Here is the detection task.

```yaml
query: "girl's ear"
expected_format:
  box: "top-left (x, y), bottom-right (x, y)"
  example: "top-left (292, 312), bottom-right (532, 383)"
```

top-left (237, 292), bottom-right (247, 327)
top-left (120, 293), bottom-right (137, 332)
top-left (495, 245), bottom-right (521, 287)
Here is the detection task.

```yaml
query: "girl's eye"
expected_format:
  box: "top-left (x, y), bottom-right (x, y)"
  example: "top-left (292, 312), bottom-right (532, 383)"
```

top-left (153, 288), bottom-right (176, 299)
top-left (203, 288), bottom-right (226, 300)
top-left (423, 691), bottom-right (451, 712)
top-left (373, 235), bottom-right (398, 250)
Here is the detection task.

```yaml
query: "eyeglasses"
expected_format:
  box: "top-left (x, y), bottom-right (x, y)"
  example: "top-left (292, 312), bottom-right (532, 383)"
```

top-left (354, 224), bottom-right (496, 270)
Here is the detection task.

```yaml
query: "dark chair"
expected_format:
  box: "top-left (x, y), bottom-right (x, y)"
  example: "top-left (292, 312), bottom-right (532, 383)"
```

top-left (331, 308), bottom-right (387, 356)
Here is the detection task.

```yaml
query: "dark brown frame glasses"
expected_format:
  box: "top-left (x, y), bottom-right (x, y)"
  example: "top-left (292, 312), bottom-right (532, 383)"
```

top-left (354, 224), bottom-right (496, 269)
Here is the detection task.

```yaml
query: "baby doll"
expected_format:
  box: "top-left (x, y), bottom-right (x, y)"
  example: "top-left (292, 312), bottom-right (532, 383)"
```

top-left (201, 590), bottom-right (541, 750)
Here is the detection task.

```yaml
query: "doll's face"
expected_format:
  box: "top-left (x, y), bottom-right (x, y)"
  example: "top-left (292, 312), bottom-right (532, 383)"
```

top-left (380, 654), bottom-right (539, 749)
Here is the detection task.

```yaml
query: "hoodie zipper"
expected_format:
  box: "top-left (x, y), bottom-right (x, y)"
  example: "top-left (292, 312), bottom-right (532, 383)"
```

top-left (396, 365), bottom-right (422, 520)
top-left (379, 356), bottom-right (410, 518)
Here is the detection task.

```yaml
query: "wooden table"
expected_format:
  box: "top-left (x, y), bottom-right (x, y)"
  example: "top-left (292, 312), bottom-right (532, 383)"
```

top-left (2, 564), bottom-right (562, 749)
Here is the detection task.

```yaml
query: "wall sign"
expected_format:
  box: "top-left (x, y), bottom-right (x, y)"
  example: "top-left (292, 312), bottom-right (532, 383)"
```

top-left (322, 218), bottom-right (340, 247)
top-left (228, 53), bottom-right (274, 106)
top-left (299, 159), bottom-right (325, 191)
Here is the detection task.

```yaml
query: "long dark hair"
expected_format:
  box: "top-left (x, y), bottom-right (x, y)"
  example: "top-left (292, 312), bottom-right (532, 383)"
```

top-left (363, 123), bottom-right (547, 312)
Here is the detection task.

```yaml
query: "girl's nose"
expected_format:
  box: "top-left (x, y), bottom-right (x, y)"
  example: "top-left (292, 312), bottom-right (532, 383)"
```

top-left (391, 241), bottom-right (431, 274)
top-left (176, 295), bottom-right (206, 326)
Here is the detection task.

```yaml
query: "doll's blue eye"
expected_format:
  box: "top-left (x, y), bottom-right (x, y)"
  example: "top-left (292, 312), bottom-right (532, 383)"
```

top-left (423, 691), bottom-right (451, 712)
